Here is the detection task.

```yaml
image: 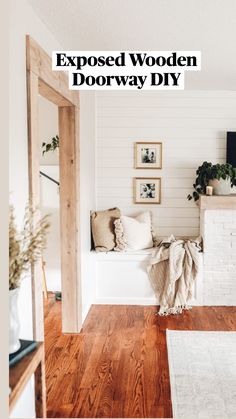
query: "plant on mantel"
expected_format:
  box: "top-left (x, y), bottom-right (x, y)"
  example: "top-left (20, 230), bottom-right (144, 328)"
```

top-left (9, 205), bottom-right (50, 290)
top-left (187, 161), bottom-right (236, 202)
top-left (42, 135), bottom-right (59, 155)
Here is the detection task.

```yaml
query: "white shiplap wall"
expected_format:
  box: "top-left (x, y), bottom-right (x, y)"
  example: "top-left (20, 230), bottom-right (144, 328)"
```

top-left (96, 91), bottom-right (236, 238)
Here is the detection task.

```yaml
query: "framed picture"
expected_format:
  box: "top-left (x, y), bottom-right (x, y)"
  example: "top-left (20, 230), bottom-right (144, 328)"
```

top-left (134, 177), bottom-right (161, 204)
top-left (135, 142), bottom-right (162, 169)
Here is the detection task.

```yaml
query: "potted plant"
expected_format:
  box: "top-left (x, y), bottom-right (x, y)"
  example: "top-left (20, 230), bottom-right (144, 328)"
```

top-left (9, 206), bottom-right (50, 353)
top-left (42, 135), bottom-right (59, 155)
top-left (187, 161), bottom-right (236, 201)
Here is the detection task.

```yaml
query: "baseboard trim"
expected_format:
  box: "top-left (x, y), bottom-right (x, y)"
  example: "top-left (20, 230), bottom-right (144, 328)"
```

top-left (94, 297), bottom-right (202, 306)
top-left (94, 297), bottom-right (158, 305)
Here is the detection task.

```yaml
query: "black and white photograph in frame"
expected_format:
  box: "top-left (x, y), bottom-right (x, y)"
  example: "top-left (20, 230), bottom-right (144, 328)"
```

top-left (135, 142), bottom-right (162, 169)
top-left (134, 177), bottom-right (161, 204)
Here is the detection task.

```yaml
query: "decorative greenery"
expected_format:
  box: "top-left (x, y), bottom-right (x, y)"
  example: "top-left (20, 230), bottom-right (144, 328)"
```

top-left (9, 206), bottom-right (50, 290)
top-left (42, 135), bottom-right (59, 155)
top-left (187, 161), bottom-right (236, 201)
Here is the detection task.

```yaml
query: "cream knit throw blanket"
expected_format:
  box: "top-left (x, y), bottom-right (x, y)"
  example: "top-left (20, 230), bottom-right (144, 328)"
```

top-left (147, 235), bottom-right (202, 315)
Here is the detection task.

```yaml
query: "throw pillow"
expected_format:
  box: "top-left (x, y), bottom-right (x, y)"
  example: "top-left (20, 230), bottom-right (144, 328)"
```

top-left (115, 211), bottom-right (153, 251)
top-left (91, 207), bottom-right (121, 252)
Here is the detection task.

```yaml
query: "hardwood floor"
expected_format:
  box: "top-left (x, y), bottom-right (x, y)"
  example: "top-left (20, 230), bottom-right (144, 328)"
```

top-left (44, 295), bottom-right (236, 418)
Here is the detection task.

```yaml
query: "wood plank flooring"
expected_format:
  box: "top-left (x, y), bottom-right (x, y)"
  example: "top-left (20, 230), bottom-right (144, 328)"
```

top-left (44, 295), bottom-right (236, 418)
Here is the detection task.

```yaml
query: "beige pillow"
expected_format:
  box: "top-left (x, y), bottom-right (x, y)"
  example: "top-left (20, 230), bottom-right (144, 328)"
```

top-left (91, 207), bottom-right (121, 252)
top-left (114, 211), bottom-right (153, 251)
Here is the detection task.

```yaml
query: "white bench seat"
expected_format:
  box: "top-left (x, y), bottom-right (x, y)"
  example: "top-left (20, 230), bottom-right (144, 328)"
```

top-left (91, 248), bottom-right (203, 306)
top-left (91, 248), bottom-right (156, 305)
top-left (93, 247), bottom-right (154, 259)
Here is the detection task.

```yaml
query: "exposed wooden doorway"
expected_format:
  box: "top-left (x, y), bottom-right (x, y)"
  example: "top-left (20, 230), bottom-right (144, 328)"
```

top-left (26, 35), bottom-right (81, 338)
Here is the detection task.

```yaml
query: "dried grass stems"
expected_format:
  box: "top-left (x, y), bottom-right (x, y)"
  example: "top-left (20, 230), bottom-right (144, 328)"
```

top-left (9, 205), bottom-right (50, 290)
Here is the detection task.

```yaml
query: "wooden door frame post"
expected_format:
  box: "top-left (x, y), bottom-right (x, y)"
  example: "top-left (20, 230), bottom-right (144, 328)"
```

top-left (26, 35), bottom-right (82, 337)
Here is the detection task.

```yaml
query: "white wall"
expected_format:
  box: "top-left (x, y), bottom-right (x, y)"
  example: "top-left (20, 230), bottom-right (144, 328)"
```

top-left (9, 0), bottom-right (95, 418)
top-left (2, 3), bottom-right (10, 418)
top-left (9, 1), bottom-right (61, 417)
top-left (96, 90), bottom-right (236, 238)
top-left (9, 3), bottom-right (96, 415)
top-left (9, 0), bottom-right (62, 333)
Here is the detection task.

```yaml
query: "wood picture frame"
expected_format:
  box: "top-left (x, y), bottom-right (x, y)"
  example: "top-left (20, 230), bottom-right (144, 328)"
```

top-left (134, 177), bottom-right (161, 204)
top-left (135, 142), bottom-right (162, 169)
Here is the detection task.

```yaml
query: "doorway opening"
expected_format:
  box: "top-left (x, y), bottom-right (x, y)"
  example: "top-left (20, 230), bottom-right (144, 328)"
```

top-left (39, 96), bottom-right (61, 306)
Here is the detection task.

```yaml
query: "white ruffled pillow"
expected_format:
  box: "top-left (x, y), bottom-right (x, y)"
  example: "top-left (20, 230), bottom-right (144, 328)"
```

top-left (114, 211), bottom-right (153, 251)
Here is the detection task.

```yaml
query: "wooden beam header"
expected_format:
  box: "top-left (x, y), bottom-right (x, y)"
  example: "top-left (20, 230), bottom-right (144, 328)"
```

top-left (26, 35), bottom-right (80, 108)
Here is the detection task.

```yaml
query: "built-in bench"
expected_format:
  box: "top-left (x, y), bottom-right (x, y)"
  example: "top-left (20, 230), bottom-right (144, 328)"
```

top-left (91, 195), bottom-right (236, 307)
top-left (91, 247), bottom-right (203, 306)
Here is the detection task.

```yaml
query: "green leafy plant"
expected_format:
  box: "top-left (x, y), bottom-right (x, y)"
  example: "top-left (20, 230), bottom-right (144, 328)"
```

top-left (187, 161), bottom-right (236, 201)
top-left (9, 205), bottom-right (50, 290)
top-left (42, 135), bottom-right (59, 155)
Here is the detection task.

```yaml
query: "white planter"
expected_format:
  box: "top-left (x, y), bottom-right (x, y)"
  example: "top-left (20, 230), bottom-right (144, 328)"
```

top-left (9, 288), bottom-right (21, 354)
top-left (208, 177), bottom-right (231, 196)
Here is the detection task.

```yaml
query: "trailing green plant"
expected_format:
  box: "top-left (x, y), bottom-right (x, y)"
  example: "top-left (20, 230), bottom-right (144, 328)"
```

top-left (42, 135), bottom-right (59, 155)
top-left (9, 205), bottom-right (50, 290)
top-left (187, 161), bottom-right (236, 201)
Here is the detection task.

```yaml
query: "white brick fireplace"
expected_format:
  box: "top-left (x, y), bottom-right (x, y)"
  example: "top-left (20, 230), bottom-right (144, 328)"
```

top-left (200, 196), bottom-right (236, 305)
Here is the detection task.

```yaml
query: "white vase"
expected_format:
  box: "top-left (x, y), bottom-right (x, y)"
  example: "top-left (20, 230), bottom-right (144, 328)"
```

top-left (208, 177), bottom-right (231, 196)
top-left (9, 288), bottom-right (21, 354)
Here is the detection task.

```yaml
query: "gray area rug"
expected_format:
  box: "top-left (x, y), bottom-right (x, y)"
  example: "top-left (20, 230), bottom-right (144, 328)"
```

top-left (167, 330), bottom-right (236, 419)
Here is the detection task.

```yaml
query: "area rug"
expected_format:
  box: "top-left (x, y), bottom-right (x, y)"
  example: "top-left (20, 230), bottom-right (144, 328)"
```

top-left (167, 330), bottom-right (236, 419)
